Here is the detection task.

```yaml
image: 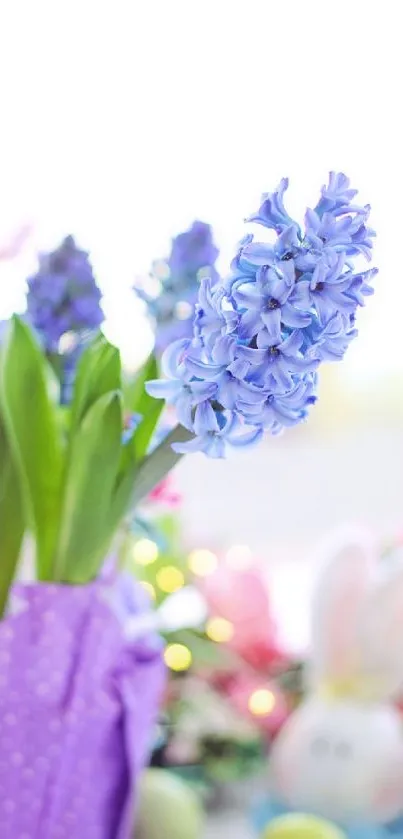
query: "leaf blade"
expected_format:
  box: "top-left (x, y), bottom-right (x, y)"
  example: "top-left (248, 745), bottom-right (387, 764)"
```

top-left (54, 391), bottom-right (123, 582)
top-left (0, 415), bottom-right (24, 616)
top-left (0, 317), bottom-right (64, 579)
top-left (70, 334), bottom-right (121, 435)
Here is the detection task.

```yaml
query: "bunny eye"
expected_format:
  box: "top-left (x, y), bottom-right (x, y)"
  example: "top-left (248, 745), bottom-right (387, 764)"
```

top-left (310, 736), bottom-right (330, 756)
top-left (334, 741), bottom-right (352, 759)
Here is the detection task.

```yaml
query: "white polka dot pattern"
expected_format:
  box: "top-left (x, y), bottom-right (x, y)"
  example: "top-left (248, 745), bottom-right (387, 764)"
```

top-left (0, 580), bottom-right (165, 839)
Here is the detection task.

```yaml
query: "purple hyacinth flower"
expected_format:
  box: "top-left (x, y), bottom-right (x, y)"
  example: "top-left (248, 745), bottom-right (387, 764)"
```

top-left (147, 173), bottom-right (377, 455)
top-left (146, 338), bottom-right (217, 429)
top-left (305, 205), bottom-right (375, 260)
top-left (239, 225), bottom-right (302, 270)
top-left (168, 220), bottom-right (219, 279)
top-left (172, 406), bottom-right (262, 458)
top-left (239, 326), bottom-right (319, 391)
top-left (246, 178), bottom-right (296, 233)
top-left (344, 267), bottom-right (378, 307)
top-left (135, 221), bottom-right (220, 353)
top-left (315, 171), bottom-right (359, 216)
top-left (308, 312), bottom-right (358, 361)
top-left (238, 373), bottom-right (317, 431)
top-left (26, 235), bottom-right (104, 353)
top-left (290, 251), bottom-right (356, 324)
top-left (233, 264), bottom-right (312, 341)
top-left (194, 278), bottom-right (238, 350)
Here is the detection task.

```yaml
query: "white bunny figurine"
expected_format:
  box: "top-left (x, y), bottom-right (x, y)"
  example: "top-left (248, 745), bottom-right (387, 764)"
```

top-left (269, 529), bottom-right (403, 825)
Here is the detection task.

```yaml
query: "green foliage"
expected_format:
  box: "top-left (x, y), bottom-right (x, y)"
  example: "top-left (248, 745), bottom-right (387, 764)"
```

top-left (0, 318), bottom-right (177, 598)
top-left (124, 353), bottom-right (164, 460)
top-left (70, 335), bottom-right (121, 435)
top-left (0, 414), bottom-right (24, 616)
top-left (0, 317), bottom-right (64, 580)
top-left (54, 391), bottom-right (123, 582)
top-left (130, 425), bottom-right (192, 508)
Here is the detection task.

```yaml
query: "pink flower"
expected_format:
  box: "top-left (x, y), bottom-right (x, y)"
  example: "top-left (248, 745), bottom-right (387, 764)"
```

top-left (147, 477), bottom-right (181, 507)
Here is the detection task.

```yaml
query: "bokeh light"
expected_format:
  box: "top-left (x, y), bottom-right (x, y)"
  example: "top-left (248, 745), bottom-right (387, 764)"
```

top-left (164, 643), bottom-right (192, 672)
top-left (132, 538), bottom-right (159, 566)
top-left (156, 566), bottom-right (185, 593)
top-left (188, 548), bottom-right (218, 577)
top-left (248, 688), bottom-right (276, 717)
top-left (206, 616), bottom-right (234, 643)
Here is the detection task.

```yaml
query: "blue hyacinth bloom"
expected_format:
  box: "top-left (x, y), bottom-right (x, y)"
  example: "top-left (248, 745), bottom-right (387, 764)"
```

top-left (134, 221), bottom-right (220, 352)
top-left (246, 178), bottom-right (296, 233)
top-left (26, 235), bottom-right (104, 352)
top-left (147, 173), bottom-right (377, 457)
top-left (24, 235), bottom-right (104, 405)
top-left (168, 220), bottom-right (219, 279)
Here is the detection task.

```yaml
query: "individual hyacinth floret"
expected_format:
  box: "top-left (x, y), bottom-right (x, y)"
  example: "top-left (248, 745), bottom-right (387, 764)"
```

top-left (147, 173), bottom-right (377, 457)
top-left (26, 235), bottom-right (104, 352)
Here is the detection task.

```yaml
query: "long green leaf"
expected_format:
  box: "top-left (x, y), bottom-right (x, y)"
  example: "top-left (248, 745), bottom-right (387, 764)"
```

top-left (54, 391), bottom-right (123, 582)
top-left (106, 354), bottom-right (164, 520)
top-left (129, 424), bottom-right (193, 509)
top-left (124, 353), bottom-right (159, 415)
top-left (0, 416), bottom-right (24, 616)
top-left (108, 455), bottom-right (138, 535)
top-left (70, 334), bottom-right (121, 435)
top-left (0, 317), bottom-right (64, 580)
top-left (132, 397), bottom-right (164, 461)
top-left (106, 423), bottom-right (190, 533)
top-left (125, 354), bottom-right (164, 460)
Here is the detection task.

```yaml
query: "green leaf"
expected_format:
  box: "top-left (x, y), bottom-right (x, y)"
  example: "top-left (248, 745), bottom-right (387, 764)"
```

top-left (54, 391), bottom-right (123, 582)
top-left (124, 353), bottom-right (164, 459)
top-left (0, 317), bottom-right (64, 580)
top-left (129, 424), bottom-right (193, 508)
top-left (104, 354), bottom-right (166, 524)
top-left (124, 353), bottom-right (159, 415)
top-left (108, 424), bottom-right (191, 533)
top-left (132, 396), bottom-right (164, 461)
top-left (0, 416), bottom-right (24, 617)
top-left (107, 451), bottom-right (138, 536)
top-left (70, 334), bottom-right (121, 435)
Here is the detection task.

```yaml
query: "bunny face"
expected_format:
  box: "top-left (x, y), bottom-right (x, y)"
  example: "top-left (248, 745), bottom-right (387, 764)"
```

top-left (270, 696), bottom-right (403, 824)
top-left (268, 530), bottom-right (403, 826)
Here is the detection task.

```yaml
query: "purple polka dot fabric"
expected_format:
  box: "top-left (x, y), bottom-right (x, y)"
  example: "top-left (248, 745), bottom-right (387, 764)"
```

top-left (0, 580), bottom-right (165, 839)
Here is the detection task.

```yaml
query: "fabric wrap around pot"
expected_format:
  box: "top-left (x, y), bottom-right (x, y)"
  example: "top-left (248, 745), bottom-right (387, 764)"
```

top-left (0, 579), bottom-right (165, 839)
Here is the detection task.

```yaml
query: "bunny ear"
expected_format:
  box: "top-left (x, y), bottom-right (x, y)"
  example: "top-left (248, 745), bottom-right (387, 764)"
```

top-left (310, 527), bottom-right (376, 686)
top-left (358, 560), bottom-right (403, 699)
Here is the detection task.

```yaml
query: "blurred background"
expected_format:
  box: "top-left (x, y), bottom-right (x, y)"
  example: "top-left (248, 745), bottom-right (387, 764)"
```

top-left (1, 2), bottom-right (403, 835)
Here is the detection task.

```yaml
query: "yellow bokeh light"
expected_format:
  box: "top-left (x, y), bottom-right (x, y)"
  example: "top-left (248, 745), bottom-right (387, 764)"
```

top-left (206, 617), bottom-right (234, 643)
top-left (164, 643), bottom-right (192, 672)
top-left (132, 538), bottom-right (159, 566)
top-left (140, 581), bottom-right (156, 601)
top-left (188, 548), bottom-right (218, 577)
top-left (248, 688), bottom-right (276, 717)
top-left (225, 544), bottom-right (253, 570)
top-left (156, 566), bottom-right (185, 593)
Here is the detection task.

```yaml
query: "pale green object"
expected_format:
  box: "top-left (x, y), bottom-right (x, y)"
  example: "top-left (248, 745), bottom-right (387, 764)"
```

top-left (261, 813), bottom-right (347, 839)
top-left (135, 769), bottom-right (204, 839)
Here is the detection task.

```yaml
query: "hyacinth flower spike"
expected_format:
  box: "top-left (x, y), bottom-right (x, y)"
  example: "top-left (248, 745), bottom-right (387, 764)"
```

top-left (145, 172), bottom-right (377, 472)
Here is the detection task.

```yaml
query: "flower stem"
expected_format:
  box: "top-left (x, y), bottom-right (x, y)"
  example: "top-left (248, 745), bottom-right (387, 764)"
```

top-left (129, 424), bottom-right (193, 509)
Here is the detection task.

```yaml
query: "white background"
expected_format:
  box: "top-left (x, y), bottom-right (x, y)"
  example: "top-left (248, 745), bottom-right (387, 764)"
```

top-left (1, 0), bottom-right (402, 649)
top-left (0, 0), bottom-right (401, 375)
